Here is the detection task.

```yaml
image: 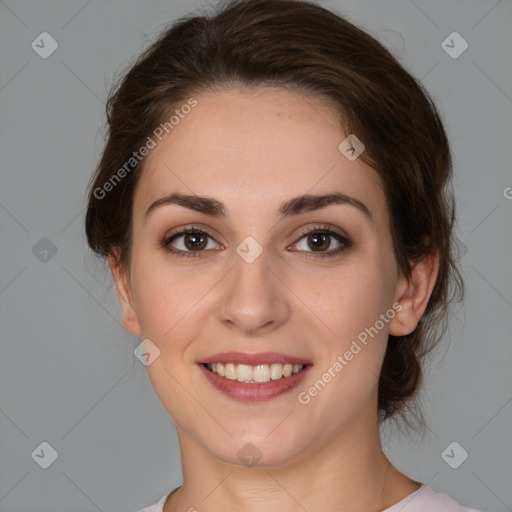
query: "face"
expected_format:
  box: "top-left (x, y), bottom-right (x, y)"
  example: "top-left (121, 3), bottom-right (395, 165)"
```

top-left (111, 87), bottom-right (425, 468)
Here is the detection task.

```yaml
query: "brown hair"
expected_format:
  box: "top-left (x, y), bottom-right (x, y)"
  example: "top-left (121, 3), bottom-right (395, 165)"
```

top-left (85, 0), bottom-right (464, 423)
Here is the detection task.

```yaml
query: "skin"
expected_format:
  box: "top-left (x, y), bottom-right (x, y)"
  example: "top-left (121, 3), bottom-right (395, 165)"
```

top-left (110, 87), bottom-right (439, 512)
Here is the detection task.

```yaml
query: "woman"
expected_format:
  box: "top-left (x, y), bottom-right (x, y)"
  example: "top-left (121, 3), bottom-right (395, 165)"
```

top-left (85, 0), bottom-right (482, 510)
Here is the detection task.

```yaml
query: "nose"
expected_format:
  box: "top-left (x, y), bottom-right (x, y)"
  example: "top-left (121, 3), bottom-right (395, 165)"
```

top-left (217, 245), bottom-right (291, 336)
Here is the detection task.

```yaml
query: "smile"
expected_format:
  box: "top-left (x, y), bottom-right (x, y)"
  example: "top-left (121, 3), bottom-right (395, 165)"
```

top-left (198, 351), bottom-right (312, 401)
top-left (204, 362), bottom-right (305, 383)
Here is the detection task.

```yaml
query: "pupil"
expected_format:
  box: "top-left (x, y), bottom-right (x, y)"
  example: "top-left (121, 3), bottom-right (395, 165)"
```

top-left (309, 233), bottom-right (329, 251)
top-left (186, 233), bottom-right (206, 250)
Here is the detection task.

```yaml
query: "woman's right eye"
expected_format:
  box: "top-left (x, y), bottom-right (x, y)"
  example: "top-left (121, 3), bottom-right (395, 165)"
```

top-left (162, 229), bottom-right (222, 258)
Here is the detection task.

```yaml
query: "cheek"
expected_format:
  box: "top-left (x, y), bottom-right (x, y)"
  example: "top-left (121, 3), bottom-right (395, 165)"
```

top-left (319, 275), bottom-right (390, 379)
top-left (296, 270), bottom-right (391, 427)
top-left (294, 253), bottom-right (394, 400)
top-left (298, 258), bottom-right (394, 345)
top-left (130, 251), bottom-right (224, 353)
top-left (129, 256), bottom-right (209, 420)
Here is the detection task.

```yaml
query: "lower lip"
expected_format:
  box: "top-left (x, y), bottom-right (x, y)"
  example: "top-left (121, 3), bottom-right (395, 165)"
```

top-left (198, 364), bottom-right (311, 402)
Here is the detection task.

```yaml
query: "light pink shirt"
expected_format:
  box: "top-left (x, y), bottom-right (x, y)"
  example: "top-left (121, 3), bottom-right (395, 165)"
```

top-left (137, 484), bottom-right (485, 511)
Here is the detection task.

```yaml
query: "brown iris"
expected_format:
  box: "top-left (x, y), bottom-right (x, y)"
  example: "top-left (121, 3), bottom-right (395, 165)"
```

top-left (307, 233), bottom-right (330, 252)
top-left (184, 232), bottom-right (208, 251)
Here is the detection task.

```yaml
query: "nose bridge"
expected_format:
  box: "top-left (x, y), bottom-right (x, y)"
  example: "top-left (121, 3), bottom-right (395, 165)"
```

top-left (218, 238), bottom-right (289, 334)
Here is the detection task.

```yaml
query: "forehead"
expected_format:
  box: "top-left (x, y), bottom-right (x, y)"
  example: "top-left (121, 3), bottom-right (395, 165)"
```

top-left (133, 87), bottom-right (386, 221)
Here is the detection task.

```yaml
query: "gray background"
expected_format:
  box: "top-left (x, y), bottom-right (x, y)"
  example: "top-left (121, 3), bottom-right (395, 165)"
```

top-left (0, 0), bottom-right (511, 511)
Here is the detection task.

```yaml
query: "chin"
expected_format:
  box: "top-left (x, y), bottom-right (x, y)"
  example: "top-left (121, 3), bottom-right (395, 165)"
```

top-left (207, 429), bottom-right (309, 469)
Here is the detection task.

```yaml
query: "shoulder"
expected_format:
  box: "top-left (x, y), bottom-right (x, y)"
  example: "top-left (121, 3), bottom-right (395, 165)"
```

top-left (135, 485), bottom-right (181, 512)
top-left (135, 492), bottom-right (168, 512)
top-left (137, 485), bottom-right (485, 512)
top-left (384, 485), bottom-right (485, 512)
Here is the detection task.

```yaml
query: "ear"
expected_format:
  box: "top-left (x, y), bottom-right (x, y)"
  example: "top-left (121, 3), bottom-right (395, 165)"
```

top-left (108, 252), bottom-right (141, 337)
top-left (389, 250), bottom-right (440, 336)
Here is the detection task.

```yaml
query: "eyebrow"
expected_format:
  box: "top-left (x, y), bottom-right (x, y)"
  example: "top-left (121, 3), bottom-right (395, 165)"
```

top-left (145, 191), bottom-right (373, 222)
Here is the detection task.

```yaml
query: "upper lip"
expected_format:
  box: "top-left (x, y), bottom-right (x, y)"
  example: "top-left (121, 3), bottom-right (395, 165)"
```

top-left (199, 351), bottom-right (311, 366)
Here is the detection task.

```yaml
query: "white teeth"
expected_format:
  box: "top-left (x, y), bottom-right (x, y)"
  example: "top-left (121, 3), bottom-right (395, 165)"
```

top-left (292, 364), bottom-right (302, 374)
top-left (236, 364), bottom-right (253, 382)
top-left (253, 364), bottom-right (270, 383)
top-left (225, 363), bottom-right (237, 380)
top-left (207, 362), bottom-right (304, 383)
top-left (270, 363), bottom-right (283, 380)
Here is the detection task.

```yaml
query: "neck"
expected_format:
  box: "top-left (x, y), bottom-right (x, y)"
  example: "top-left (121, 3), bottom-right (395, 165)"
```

top-left (164, 409), bottom-right (420, 512)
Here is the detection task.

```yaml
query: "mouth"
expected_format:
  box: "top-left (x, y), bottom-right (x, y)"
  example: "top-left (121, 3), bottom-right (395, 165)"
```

top-left (198, 352), bottom-right (312, 402)
top-left (203, 362), bottom-right (307, 383)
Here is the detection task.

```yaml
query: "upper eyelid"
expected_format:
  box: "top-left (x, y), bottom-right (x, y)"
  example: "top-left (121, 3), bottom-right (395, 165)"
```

top-left (164, 225), bottom-right (221, 244)
top-left (294, 223), bottom-right (346, 239)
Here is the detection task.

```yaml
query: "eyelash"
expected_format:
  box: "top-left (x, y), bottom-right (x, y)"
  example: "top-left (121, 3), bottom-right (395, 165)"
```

top-left (161, 223), bottom-right (351, 260)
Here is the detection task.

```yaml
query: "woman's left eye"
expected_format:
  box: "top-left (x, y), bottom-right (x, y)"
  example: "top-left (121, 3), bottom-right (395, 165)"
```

top-left (290, 227), bottom-right (351, 258)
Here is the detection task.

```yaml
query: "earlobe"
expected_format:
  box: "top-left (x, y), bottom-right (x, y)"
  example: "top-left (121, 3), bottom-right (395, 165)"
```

top-left (389, 250), bottom-right (440, 337)
top-left (108, 252), bottom-right (141, 337)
